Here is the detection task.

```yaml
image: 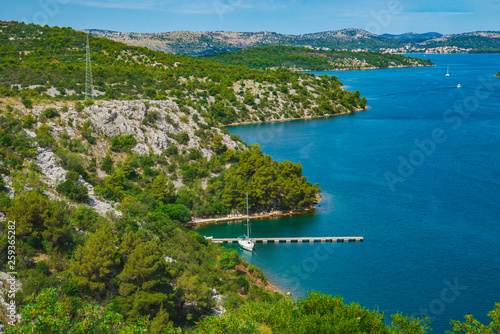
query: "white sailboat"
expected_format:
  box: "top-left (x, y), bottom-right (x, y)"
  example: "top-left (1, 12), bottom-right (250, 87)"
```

top-left (238, 193), bottom-right (254, 252)
top-left (445, 66), bottom-right (450, 77)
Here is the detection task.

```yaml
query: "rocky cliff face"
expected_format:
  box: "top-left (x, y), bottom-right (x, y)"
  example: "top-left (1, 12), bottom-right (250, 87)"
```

top-left (84, 100), bottom-right (237, 156)
top-left (4, 99), bottom-right (241, 216)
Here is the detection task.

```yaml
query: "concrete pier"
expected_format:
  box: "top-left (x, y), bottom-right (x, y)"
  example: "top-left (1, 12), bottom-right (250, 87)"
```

top-left (210, 236), bottom-right (364, 244)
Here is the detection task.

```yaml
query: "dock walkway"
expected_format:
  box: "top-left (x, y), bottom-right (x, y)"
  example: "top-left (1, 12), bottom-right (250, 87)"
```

top-left (210, 236), bottom-right (364, 244)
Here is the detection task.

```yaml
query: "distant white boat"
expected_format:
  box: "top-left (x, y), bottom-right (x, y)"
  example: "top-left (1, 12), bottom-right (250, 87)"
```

top-left (238, 193), bottom-right (254, 252)
top-left (446, 66), bottom-right (450, 77)
top-left (457, 84), bottom-right (461, 88)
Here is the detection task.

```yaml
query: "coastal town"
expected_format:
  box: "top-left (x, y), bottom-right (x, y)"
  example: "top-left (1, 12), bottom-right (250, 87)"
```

top-left (381, 45), bottom-right (473, 54)
top-left (303, 44), bottom-right (473, 54)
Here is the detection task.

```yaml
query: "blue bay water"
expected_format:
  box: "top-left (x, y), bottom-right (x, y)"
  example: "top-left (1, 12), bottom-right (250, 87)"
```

top-left (198, 54), bottom-right (500, 332)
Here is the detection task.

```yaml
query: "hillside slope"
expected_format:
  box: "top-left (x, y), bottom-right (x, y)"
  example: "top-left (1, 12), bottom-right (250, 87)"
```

top-left (0, 99), bottom-right (294, 331)
top-left (0, 21), bottom-right (367, 126)
top-left (0, 22), bottom-right (335, 330)
top-left (203, 46), bottom-right (433, 71)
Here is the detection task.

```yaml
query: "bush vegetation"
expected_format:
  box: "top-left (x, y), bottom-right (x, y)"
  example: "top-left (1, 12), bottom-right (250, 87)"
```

top-left (203, 45), bottom-right (434, 71)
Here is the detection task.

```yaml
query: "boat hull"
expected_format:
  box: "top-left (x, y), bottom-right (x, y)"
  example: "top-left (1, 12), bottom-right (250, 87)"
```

top-left (238, 238), bottom-right (254, 251)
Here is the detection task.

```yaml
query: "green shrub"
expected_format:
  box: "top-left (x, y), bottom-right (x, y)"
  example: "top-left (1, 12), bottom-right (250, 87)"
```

top-left (22, 97), bottom-right (33, 109)
top-left (158, 203), bottom-right (191, 223)
top-left (22, 114), bottom-right (36, 128)
top-left (56, 177), bottom-right (89, 203)
top-left (81, 121), bottom-right (93, 139)
top-left (61, 280), bottom-right (80, 297)
top-left (42, 107), bottom-right (59, 119)
top-left (66, 170), bottom-right (79, 181)
top-left (188, 149), bottom-right (202, 161)
top-left (71, 206), bottom-right (103, 232)
top-left (75, 101), bottom-right (84, 112)
top-left (83, 100), bottom-right (94, 107)
top-left (235, 276), bottom-right (250, 294)
top-left (101, 154), bottom-right (113, 173)
top-left (110, 135), bottom-right (137, 152)
top-left (218, 250), bottom-right (240, 270)
top-left (0, 86), bottom-right (14, 97)
top-left (37, 124), bottom-right (56, 147)
top-left (165, 144), bottom-right (179, 157)
top-left (243, 92), bottom-right (255, 105)
top-left (230, 134), bottom-right (242, 142)
top-left (142, 109), bottom-right (160, 125)
top-left (55, 149), bottom-right (90, 181)
top-left (139, 155), bottom-right (155, 168)
top-left (170, 131), bottom-right (189, 145)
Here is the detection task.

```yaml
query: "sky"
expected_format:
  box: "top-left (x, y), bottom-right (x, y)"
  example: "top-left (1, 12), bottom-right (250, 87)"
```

top-left (1, 0), bottom-right (499, 35)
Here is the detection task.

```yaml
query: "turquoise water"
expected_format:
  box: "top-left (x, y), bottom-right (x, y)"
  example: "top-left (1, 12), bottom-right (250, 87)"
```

top-left (198, 54), bottom-right (500, 332)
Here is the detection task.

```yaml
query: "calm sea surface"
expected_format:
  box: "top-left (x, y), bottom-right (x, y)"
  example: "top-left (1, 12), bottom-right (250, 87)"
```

top-left (198, 54), bottom-right (500, 332)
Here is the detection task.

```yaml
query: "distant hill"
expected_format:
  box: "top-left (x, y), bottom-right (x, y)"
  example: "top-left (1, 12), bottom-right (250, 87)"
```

top-left (418, 31), bottom-right (500, 49)
top-left (85, 28), bottom-right (402, 55)
top-left (203, 45), bottom-right (433, 71)
top-left (86, 28), bottom-right (500, 55)
top-left (381, 32), bottom-right (443, 43)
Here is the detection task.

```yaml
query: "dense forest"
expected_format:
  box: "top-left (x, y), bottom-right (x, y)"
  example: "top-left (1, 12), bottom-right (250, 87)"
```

top-left (468, 49), bottom-right (500, 54)
top-left (0, 21), bottom-right (498, 333)
top-left (203, 45), bottom-right (434, 71)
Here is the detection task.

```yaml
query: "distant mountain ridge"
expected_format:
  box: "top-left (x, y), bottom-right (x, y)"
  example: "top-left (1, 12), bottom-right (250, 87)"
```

top-left (85, 28), bottom-right (500, 55)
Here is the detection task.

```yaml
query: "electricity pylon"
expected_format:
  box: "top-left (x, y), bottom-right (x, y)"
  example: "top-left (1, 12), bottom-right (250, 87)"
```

top-left (85, 35), bottom-right (93, 100)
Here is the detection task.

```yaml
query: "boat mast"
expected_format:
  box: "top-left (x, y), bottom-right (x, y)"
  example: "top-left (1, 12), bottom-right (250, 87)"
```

top-left (246, 192), bottom-right (250, 237)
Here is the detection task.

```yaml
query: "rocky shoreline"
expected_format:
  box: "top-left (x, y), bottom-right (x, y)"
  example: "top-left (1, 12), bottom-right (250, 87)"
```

top-left (187, 208), bottom-right (315, 228)
top-left (225, 107), bottom-right (368, 127)
top-left (293, 63), bottom-right (435, 72)
top-left (187, 194), bottom-right (321, 228)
